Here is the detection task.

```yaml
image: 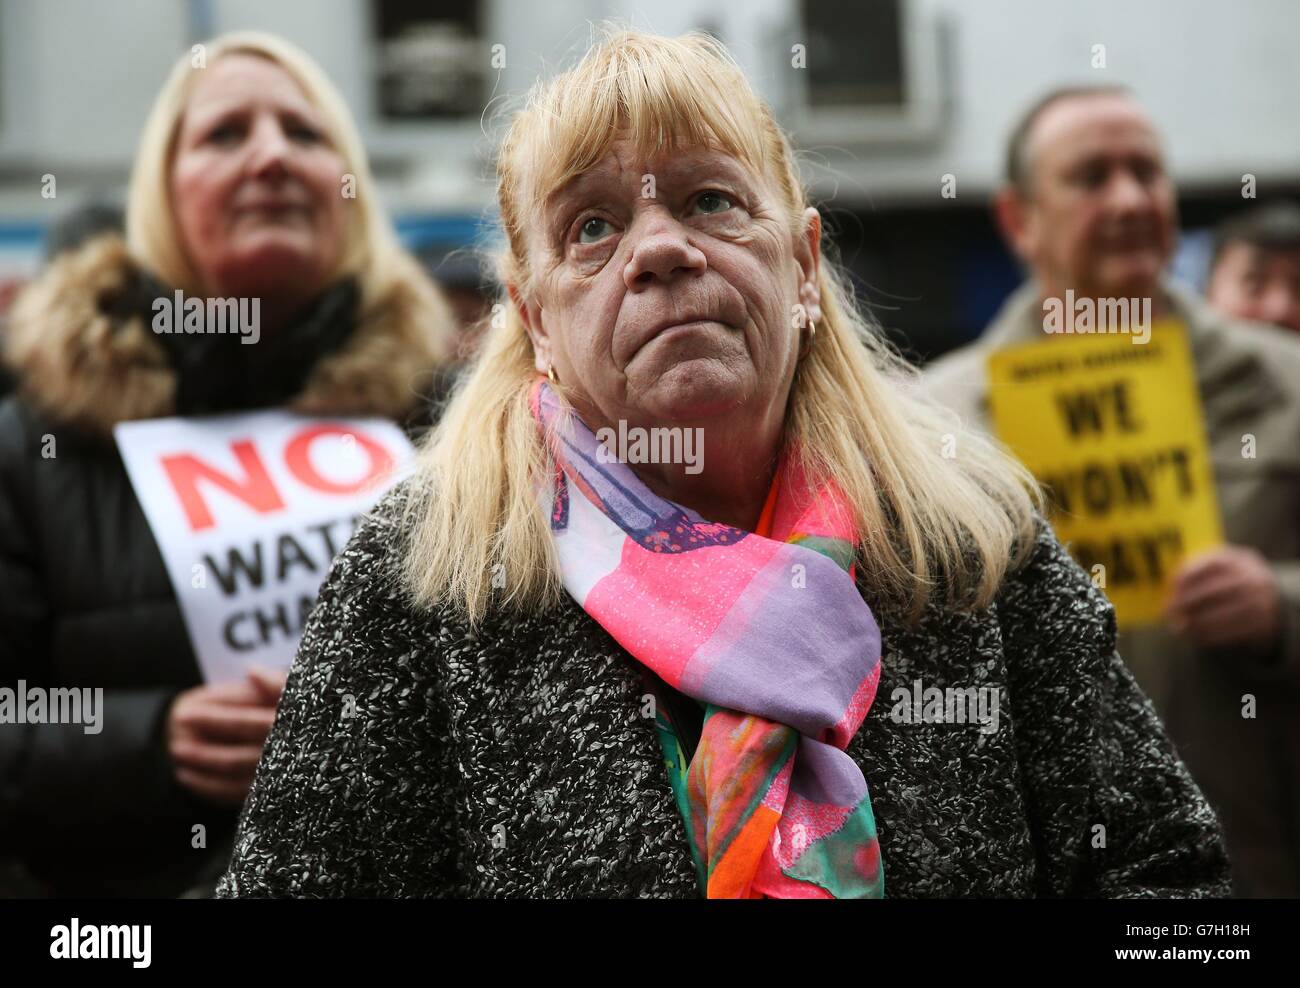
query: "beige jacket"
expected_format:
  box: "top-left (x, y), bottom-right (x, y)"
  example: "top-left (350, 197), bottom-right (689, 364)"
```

top-left (924, 280), bottom-right (1300, 896)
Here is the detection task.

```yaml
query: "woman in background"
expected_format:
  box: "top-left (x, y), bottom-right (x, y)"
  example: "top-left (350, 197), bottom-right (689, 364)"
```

top-left (0, 31), bottom-right (453, 896)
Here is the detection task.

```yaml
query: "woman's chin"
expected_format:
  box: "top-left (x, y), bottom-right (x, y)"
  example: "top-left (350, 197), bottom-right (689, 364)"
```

top-left (630, 359), bottom-right (752, 423)
top-left (212, 246), bottom-right (325, 298)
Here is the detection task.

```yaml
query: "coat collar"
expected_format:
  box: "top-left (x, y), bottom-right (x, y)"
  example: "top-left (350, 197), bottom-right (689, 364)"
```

top-left (3, 234), bottom-right (450, 437)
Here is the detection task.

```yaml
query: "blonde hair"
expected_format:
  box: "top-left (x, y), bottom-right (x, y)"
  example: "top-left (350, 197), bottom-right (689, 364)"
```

top-left (126, 30), bottom-right (453, 357)
top-left (403, 28), bottom-right (1042, 626)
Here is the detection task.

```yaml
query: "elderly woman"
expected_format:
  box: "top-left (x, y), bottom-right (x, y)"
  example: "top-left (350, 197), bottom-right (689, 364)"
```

top-left (218, 31), bottom-right (1228, 898)
top-left (0, 32), bottom-right (453, 896)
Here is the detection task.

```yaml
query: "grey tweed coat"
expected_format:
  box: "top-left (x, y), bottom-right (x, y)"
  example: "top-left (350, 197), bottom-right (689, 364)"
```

top-left (216, 485), bottom-right (1231, 898)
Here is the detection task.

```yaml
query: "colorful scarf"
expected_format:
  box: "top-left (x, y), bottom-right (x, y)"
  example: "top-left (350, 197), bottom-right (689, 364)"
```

top-left (530, 379), bottom-right (884, 898)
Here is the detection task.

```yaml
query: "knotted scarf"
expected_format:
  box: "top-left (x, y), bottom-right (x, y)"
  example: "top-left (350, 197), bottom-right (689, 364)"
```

top-left (530, 379), bottom-right (885, 899)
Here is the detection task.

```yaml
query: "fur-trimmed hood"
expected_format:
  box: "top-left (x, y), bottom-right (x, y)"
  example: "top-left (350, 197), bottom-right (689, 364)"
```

top-left (3, 234), bottom-right (452, 437)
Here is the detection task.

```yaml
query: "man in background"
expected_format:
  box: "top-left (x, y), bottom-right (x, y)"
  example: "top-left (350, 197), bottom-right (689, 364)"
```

top-left (1205, 201), bottom-right (1300, 335)
top-left (924, 85), bottom-right (1300, 896)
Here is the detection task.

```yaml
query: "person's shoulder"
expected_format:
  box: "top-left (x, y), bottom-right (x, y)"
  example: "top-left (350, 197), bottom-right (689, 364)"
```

top-left (921, 339), bottom-right (985, 384)
top-left (997, 514), bottom-right (1114, 622)
top-left (283, 478), bottom-right (458, 712)
top-left (1194, 308), bottom-right (1300, 433)
top-left (921, 284), bottom-right (1047, 422)
top-left (892, 515), bottom-right (1115, 673)
top-left (918, 341), bottom-right (992, 428)
top-left (4, 235), bottom-right (175, 435)
top-left (1228, 316), bottom-right (1300, 377)
top-left (309, 478), bottom-right (428, 635)
top-left (326, 479), bottom-right (416, 587)
top-left (992, 514), bottom-right (1118, 661)
top-left (1180, 283), bottom-right (1300, 370)
top-left (923, 282), bottom-right (1040, 378)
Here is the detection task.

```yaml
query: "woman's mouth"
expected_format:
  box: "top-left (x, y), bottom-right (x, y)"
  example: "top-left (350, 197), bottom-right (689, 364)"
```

top-left (633, 317), bottom-right (730, 356)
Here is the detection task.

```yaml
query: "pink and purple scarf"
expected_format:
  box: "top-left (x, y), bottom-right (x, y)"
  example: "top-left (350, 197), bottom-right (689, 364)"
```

top-left (531, 379), bottom-right (884, 898)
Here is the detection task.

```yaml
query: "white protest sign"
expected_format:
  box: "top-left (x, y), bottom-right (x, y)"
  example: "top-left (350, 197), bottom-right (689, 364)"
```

top-left (114, 411), bottom-right (414, 683)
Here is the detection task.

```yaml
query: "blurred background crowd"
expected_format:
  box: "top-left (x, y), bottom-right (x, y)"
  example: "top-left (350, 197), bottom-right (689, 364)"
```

top-left (1, 0), bottom-right (1297, 363)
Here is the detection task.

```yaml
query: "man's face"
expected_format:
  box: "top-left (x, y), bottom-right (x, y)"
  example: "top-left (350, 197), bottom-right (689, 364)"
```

top-left (1010, 94), bottom-right (1177, 300)
top-left (1206, 241), bottom-right (1300, 334)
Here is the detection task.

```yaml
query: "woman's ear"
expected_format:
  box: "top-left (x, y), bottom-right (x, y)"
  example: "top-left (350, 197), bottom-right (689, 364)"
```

top-left (508, 282), bottom-right (550, 374)
top-left (795, 207), bottom-right (823, 329)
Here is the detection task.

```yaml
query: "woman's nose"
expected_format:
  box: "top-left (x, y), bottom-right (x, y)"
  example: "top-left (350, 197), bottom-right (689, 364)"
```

top-left (622, 214), bottom-right (707, 290)
top-left (245, 116), bottom-right (293, 178)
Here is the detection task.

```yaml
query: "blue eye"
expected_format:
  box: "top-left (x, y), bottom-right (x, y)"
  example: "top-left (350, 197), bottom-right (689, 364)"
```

top-left (694, 191), bottom-right (733, 214)
top-left (578, 217), bottom-right (615, 244)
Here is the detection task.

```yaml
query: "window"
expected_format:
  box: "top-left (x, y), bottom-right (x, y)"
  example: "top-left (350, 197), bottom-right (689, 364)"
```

top-left (781, 0), bottom-right (947, 145)
top-left (373, 0), bottom-right (485, 120)
top-left (802, 0), bottom-right (905, 110)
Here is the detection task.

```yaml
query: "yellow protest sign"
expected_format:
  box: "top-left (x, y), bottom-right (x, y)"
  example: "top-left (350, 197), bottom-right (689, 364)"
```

top-left (987, 320), bottom-right (1223, 627)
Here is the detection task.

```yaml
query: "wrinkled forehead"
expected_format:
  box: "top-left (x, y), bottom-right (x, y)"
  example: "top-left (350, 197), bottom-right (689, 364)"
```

top-left (540, 136), bottom-right (764, 207)
top-left (193, 52), bottom-right (304, 101)
top-left (179, 52), bottom-right (322, 135)
top-left (516, 86), bottom-right (773, 210)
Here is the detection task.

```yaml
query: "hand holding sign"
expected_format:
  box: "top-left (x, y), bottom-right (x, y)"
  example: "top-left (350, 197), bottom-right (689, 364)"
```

top-left (1164, 545), bottom-right (1282, 651)
top-left (166, 664), bottom-right (287, 806)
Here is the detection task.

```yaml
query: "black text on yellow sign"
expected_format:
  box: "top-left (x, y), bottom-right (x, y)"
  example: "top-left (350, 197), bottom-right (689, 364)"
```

top-left (987, 320), bottom-right (1223, 628)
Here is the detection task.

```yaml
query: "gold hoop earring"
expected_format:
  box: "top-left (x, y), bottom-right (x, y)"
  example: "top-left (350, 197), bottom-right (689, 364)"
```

top-left (809, 321), bottom-right (816, 344)
top-left (547, 363), bottom-right (558, 386)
